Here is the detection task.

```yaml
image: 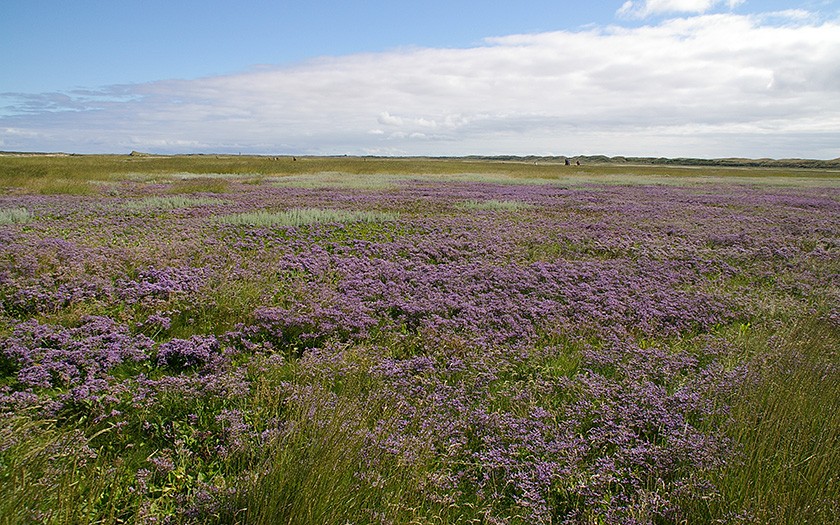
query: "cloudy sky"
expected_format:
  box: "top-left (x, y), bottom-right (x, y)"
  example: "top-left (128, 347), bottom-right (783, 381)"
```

top-left (2, 0), bottom-right (839, 158)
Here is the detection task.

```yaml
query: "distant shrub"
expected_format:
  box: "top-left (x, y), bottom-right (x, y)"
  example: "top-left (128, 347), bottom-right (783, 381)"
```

top-left (216, 208), bottom-right (400, 227)
top-left (0, 207), bottom-right (32, 225)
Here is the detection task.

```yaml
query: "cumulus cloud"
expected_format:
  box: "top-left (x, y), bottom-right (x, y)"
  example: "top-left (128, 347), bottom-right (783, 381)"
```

top-left (1, 12), bottom-right (839, 158)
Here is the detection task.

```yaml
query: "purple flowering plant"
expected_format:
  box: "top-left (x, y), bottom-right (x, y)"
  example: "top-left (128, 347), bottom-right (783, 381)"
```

top-left (1, 159), bottom-right (838, 524)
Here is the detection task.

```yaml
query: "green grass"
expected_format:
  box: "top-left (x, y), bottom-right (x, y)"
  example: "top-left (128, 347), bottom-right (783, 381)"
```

top-left (216, 208), bottom-right (400, 227)
top-left (164, 178), bottom-right (234, 194)
top-left (27, 178), bottom-right (99, 195)
top-left (0, 416), bottom-right (142, 525)
top-left (3, 154), bottom-right (838, 194)
top-left (216, 355), bottom-right (475, 525)
top-left (221, 385), bottom-right (418, 524)
top-left (0, 207), bottom-right (31, 225)
top-left (691, 319), bottom-right (840, 524)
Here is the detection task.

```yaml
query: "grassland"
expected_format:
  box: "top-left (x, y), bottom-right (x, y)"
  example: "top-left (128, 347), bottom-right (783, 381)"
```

top-left (1, 153), bottom-right (838, 194)
top-left (0, 154), bottom-right (837, 524)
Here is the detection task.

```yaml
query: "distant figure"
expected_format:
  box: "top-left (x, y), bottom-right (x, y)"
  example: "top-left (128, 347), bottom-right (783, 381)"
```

top-left (293, 156), bottom-right (297, 161)
top-left (576, 160), bottom-right (580, 166)
top-left (564, 158), bottom-right (570, 166)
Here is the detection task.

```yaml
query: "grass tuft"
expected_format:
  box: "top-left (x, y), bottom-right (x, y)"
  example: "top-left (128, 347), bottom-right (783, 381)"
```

top-left (693, 319), bottom-right (840, 524)
top-left (223, 387), bottom-right (418, 524)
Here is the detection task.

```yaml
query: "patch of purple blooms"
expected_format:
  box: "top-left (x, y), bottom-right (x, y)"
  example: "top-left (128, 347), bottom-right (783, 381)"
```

top-left (156, 335), bottom-right (220, 370)
top-left (1, 178), bottom-right (837, 523)
top-left (0, 316), bottom-right (153, 390)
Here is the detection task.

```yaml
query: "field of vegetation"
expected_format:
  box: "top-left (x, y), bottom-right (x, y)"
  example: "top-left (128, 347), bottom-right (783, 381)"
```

top-left (0, 155), bottom-right (838, 524)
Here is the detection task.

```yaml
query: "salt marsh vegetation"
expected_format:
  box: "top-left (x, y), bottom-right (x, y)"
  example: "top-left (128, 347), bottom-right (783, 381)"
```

top-left (0, 207), bottom-right (31, 225)
top-left (0, 155), bottom-right (837, 524)
top-left (216, 208), bottom-right (400, 227)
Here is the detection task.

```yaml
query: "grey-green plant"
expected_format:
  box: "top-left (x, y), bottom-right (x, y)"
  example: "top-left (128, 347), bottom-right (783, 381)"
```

top-left (216, 207), bottom-right (399, 227)
top-left (123, 196), bottom-right (226, 211)
top-left (458, 199), bottom-right (534, 211)
top-left (0, 207), bottom-right (31, 224)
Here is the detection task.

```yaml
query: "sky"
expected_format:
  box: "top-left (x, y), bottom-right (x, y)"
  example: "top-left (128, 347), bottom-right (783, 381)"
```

top-left (2, 0), bottom-right (840, 158)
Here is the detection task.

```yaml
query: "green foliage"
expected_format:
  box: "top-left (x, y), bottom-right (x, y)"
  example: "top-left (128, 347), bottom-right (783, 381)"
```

top-left (0, 417), bottom-right (142, 525)
top-left (690, 319), bottom-right (840, 524)
top-left (221, 385), bottom-right (417, 524)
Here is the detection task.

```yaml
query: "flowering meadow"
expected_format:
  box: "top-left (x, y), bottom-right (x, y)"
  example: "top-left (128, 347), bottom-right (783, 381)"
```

top-left (0, 156), bottom-right (838, 524)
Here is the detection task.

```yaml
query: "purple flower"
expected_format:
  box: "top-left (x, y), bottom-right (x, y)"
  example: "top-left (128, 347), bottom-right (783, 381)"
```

top-left (156, 335), bottom-right (220, 369)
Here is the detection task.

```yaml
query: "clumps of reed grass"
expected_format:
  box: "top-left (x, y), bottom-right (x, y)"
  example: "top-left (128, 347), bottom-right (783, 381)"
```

top-left (216, 207), bottom-right (400, 227)
top-left (123, 196), bottom-right (226, 211)
top-left (0, 207), bottom-right (32, 225)
top-left (694, 319), bottom-right (840, 524)
top-left (458, 199), bottom-right (534, 211)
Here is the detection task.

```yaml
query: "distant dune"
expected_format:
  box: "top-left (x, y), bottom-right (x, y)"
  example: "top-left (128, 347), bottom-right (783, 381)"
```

top-left (2, 151), bottom-right (839, 169)
top-left (463, 155), bottom-right (840, 169)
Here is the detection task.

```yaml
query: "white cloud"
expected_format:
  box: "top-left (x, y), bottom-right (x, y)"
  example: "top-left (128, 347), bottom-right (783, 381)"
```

top-left (757, 9), bottom-right (818, 24)
top-left (618, 0), bottom-right (744, 19)
top-left (3, 127), bottom-right (41, 138)
top-left (378, 112), bottom-right (403, 126)
top-left (1, 12), bottom-right (839, 158)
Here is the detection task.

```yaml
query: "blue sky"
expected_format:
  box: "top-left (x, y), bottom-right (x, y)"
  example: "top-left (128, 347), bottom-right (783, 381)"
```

top-left (2, 0), bottom-right (840, 157)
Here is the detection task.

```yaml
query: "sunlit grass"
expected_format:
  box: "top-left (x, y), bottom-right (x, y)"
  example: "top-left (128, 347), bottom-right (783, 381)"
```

top-left (164, 178), bottom-right (233, 194)
top-left (221, 379), bottom-right (421, 525)
top-left (32, 178), bottom-right (99, 195)
top-left (690, 319), bottom-right (840, 524)
top-left (0, 416), bottom-right (141, 525)
top-left (2, 154), bottom-right (838, 195)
